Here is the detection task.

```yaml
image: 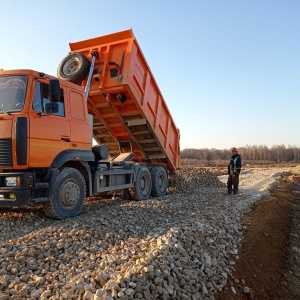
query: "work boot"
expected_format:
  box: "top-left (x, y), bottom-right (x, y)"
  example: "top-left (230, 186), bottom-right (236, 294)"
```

top-left (233, 189), bottom-right (238, 195)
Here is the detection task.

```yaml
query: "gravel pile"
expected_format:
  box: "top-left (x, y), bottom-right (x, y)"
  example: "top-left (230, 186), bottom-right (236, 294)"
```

top-left (0, 166), bottom-right (289, 300)
top-left (170, 167), bottom-right (226, 193)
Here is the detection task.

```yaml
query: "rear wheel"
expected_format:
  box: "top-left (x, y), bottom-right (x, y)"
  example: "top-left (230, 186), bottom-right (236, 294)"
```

top-left (57, 53), bottom-right (90, 83)
top-left (150, 167), bottom-right (168, 197)
top-left (130, 167), bottom-right (152, 200)
top-left (44, 167), bottom-right (86, 220)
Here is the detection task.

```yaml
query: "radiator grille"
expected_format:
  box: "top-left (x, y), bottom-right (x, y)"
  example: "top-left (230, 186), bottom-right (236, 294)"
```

top-left (0, 138), bottom-right (13, 167)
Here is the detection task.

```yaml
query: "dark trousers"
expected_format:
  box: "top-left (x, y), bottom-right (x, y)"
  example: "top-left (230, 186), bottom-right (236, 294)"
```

top-left (227, 174), bottom-right (239, 194)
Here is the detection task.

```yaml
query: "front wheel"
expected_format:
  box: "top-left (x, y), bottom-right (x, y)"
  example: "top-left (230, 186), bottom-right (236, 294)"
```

top-left (44, 168), bottom-right (86, 220)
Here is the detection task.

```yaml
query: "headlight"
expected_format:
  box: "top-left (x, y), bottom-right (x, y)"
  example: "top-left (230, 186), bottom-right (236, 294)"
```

top-left (5, 176), bottom-right (21, 187)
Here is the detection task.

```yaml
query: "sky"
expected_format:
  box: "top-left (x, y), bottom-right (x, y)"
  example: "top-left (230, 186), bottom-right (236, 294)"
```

top-left (0, 1), bottom-right (299, 150)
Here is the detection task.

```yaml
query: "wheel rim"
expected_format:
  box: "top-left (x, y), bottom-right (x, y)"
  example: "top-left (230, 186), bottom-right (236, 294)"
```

top-left (141, 175), bottom-right (146, 191)
top-left (140, 171), bottom-right (151, 197)
top-left (158, 174), bottom-right (164, 191)
top-left (60, 181), bottom-right (80, 208)
top-left (62, 58), bottom-right (81, 76)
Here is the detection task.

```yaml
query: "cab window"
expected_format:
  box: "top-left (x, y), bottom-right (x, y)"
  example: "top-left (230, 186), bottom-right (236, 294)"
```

top-left (0, 76), bottom-right (27, 113)
top-left (33, 81), bottom-right (65, 116)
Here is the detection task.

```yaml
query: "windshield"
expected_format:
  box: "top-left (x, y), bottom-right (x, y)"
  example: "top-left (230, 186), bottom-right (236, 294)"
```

top-left (0, 75), bottom-right (27, 113)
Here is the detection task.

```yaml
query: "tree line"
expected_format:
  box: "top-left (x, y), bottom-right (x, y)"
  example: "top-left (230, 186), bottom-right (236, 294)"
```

top-left (181, 144), bottom-right (300, 166)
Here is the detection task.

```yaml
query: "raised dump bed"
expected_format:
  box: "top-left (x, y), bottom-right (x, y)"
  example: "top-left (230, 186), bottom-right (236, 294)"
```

top-left (65, 29), bottom-right (180, 174)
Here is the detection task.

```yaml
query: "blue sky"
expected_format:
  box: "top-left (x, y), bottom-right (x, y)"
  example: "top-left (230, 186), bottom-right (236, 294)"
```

top-left (1, 1), bottom-right (299, 150)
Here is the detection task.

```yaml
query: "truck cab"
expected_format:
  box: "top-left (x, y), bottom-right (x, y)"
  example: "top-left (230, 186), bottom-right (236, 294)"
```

top-left (0, 70), bottom-right (91, 170)
top-left (0, 70), bottom-right (93, 209)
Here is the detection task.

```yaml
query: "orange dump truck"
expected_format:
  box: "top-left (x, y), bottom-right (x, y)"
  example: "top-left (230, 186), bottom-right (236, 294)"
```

top-left (0, 29), bottom-right (180, 219)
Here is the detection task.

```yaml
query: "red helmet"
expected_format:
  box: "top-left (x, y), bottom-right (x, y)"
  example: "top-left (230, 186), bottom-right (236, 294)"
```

top-left (231, 147), bottom-right (238, 152)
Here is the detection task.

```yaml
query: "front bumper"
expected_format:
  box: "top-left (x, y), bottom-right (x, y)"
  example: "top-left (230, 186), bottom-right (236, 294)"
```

top-left (0, 172), bottom-right (34, 208)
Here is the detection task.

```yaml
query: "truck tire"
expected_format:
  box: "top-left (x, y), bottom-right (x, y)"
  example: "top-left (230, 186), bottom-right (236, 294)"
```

top-left (44, 167), bottom-right (86, 220)
top-left (150, 166), bottom-right (168, 197)
top-left (57, 53), bottom-right (90, 84)
top-left (130, 167), bottom-right (152, 200)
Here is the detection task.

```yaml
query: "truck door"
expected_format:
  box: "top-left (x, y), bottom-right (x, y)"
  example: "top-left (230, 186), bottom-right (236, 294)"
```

top-left (29, 80), bottom-right (70, 167)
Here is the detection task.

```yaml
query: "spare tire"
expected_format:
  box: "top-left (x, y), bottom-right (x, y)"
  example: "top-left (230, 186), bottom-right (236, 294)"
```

top-left (57, 53), bottom-right (91, 84)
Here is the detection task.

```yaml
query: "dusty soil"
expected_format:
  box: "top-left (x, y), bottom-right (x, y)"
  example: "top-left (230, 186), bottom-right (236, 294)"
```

top-left (216, 171), bottom-right (300, 300)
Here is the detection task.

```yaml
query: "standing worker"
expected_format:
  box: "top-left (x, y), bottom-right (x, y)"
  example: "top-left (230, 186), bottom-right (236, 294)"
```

top-left (227, 147), bottom-right (242, 195)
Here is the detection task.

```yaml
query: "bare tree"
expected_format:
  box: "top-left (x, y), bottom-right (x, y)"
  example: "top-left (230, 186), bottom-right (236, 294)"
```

top-left (181, 144), bottom-right (300, 165)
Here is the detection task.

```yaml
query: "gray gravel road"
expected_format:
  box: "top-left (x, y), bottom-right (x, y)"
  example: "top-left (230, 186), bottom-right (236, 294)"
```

top-left (0, 167), bottom-right (290, 300)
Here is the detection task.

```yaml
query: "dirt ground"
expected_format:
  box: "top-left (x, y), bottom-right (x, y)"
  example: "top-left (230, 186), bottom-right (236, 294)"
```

top-left (216, 171), bottom-right (300, 300)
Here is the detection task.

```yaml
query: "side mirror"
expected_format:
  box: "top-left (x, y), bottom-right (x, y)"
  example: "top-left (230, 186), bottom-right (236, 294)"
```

top-left (45, 102), bottom-right (59, 114)
top-left (49, 79), bottom-right (61, 102)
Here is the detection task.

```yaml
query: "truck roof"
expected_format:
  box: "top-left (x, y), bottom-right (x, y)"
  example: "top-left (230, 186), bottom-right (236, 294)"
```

top-left (0, 69), bottom-right (84, 92)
